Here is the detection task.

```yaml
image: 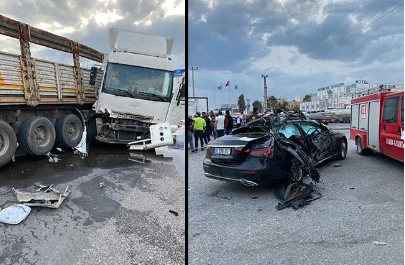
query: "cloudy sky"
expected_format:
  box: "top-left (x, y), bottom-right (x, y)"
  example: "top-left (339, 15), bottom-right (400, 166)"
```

top-left (188, 0), bottom-right (404, 110)
top-left (0, 0), bottom-right (185, 69)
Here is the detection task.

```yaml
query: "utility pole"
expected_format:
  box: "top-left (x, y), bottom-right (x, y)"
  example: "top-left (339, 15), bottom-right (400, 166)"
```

top-left (262, 74), bottom-right (268, 111)
top-left (246, 98), bottom-right (250, 114)
top-left (189, 66), bottom-right (198, 114)
top-left (190, 66), bottom-right (198, 98)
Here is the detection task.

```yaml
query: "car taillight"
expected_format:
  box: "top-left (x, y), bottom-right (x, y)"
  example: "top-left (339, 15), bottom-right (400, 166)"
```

top-left (234, 147), bottom-right (243, 152)
top-left (249, 147), bottom-right (274, 158)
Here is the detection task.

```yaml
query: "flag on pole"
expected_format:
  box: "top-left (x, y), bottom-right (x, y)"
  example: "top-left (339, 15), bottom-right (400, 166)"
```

top-left (235, 85), bottom-right (238, 90)
top-left (225, 80), bottom-right (230, 87)
top-left (217, 85), bottom-right (222, 90)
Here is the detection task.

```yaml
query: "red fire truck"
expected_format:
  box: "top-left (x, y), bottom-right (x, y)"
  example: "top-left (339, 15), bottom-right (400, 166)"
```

top-left (350, 89), bottom-right (403, 162)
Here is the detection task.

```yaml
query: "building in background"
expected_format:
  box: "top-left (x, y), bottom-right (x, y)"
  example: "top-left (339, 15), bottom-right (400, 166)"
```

top-left (300, 80), bottom-right (370, 113)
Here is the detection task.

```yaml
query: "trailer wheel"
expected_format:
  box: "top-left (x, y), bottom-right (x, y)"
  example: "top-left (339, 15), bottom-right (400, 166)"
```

top-left (336, 139), bottom-right (347, 160)
top-left (56, 114), bottom-right (83, 148)
top-left (0, 120), bottom-right (17, 167)
top-left (356, 137), bottom-right (372, 156)
top-left (19, 116), bottom-right (56, 156)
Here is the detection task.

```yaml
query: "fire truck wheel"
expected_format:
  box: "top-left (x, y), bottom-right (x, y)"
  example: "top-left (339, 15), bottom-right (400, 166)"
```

top-left (19, 116), bottom-right (56, 156)
top-left (336, 139), bottom-right (347, 160)
top-left (356, 137), bottom-right (372, 156)
top-left (0, 120), bottom-right (17, 167)
top-left (56, 114), bottom-right (83, 148)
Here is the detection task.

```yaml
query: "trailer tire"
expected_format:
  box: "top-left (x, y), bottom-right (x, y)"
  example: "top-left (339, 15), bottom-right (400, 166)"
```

top-left (0, 120), bottom-right (17, 167)
top-left (56, 114), bottom-right (83, 148)
top-left (356, 137), bottom-right (372, 156)
top-left (336, 139), bottom-right (347, 160)
top-left (19, 116), bottom-right (56, 156)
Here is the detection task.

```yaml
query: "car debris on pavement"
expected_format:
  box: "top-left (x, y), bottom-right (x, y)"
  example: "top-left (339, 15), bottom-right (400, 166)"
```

top-left (46, 152), bottom-right (61, 163)
top-left (12, 184), bottom-right (70, 209)
top-left (275, 182), bottom-right (322, 210)
top-left (0, 204), bottom-right (31, 225)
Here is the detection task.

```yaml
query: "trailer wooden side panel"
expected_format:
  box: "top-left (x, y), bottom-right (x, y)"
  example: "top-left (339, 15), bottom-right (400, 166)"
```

top-left (0, 51), bottom-right (103, 106)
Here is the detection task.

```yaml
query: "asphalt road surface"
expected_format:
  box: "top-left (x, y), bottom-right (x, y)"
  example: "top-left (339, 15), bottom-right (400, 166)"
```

top-left (0, 145), bottom-right (185, 265)
top-left (188, 124), bottom-right (404, 265)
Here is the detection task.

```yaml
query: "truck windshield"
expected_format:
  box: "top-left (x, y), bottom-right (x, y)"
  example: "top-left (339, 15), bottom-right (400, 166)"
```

top-left (102, 63), bottom-right (173, 102)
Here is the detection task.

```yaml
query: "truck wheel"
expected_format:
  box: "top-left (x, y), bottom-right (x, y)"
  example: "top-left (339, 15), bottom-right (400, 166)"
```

top-left (19, 116), bottom-right (56, 156)
top-left (0, 120), bottom-right (17, 167)
top-left (87, 117), bottom-right (100, 145)
top-left (56, 114), bottom-right (83, 148)
top-left (356, 137), bottom-right (372, 156)
top-left (336, 139), bottom-right (347, 160)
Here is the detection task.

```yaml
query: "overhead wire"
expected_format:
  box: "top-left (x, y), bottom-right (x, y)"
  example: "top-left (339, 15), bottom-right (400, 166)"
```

top-left (287, 2), bottom-right (404, 72)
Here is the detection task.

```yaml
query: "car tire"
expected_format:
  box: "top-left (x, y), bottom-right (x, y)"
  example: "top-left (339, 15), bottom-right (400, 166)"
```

top-left (356, 137), bottom-right (372, 156)
top-left (336, 139), bottom-right (347, 160)
top-left (0, 120), bottom-right (17, 167)
top-left (56, 114), bottom-right (83, 148)
top-left (288, 158), bottom-right (304, 183)
top-left (19, 116), bottom-right (56, 156)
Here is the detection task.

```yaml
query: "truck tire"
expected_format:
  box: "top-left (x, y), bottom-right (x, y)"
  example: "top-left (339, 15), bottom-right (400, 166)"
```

top-left (0, 120), bottom-right (17, 167)
top-left (356, 137), bottom-right (372, 156)
top-left (19, 116), bottom-right (56, 156)
top-left (336, 139), bottom-right (347, 160)
top-left (87, 117), bottom-right (100, 145)
top-left (56, 114), bottom-right (83, 148)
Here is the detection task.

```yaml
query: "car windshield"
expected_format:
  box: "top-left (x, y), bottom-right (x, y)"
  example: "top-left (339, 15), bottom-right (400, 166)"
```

top-left (102, 63), bottom-right (173, 102)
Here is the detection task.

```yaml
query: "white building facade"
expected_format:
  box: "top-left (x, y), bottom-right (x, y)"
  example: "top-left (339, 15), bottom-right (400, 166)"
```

top-left (300, 80), bottom-right (370, 112)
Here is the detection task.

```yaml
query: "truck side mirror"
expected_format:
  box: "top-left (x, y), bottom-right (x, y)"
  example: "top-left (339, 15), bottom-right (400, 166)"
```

top-left (177, 82), bottom-right (185, 106)
top-left (89, 67), bottom-right (98, 86)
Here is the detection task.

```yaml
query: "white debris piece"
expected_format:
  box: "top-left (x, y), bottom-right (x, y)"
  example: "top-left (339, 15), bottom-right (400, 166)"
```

top-left (0, 204), bottom-right (31, 225)
top-left (372, 241), bottom-right (387, 246)
top-left (46, 152), bottom-right (61, 163)
top-left (74, 127), bottom-right (88, 157)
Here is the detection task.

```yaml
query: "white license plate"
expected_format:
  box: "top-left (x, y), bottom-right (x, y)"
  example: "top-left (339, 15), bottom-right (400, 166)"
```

top-left (213, 148), bottom-right (231, 155)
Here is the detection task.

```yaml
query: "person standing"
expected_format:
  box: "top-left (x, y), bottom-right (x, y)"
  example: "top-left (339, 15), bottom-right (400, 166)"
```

top-left (187, 116), bottom-right (196, 152)
top-left (193, 112), bottom-right (206, 151)
top-left (215, 111), bottom-right (225, 138)
top-left (235, 116), bottom-right (242, 128)
top-left (224, 110), bottom-right (234, 135)
top-left (210, 114), bottom-right (216, 139)
top-left (249, 107), bottom-right (260, 121)
top-left (202, 112), bottom-right (211, 144)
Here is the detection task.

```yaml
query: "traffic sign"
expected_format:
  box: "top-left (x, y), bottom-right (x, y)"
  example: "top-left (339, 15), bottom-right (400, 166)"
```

top-left (174, 69), bottom-right (185, 77)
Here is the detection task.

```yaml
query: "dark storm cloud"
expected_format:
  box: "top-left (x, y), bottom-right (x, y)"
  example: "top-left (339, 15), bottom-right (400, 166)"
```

top-left (188, 0), bottom-right (403, 109)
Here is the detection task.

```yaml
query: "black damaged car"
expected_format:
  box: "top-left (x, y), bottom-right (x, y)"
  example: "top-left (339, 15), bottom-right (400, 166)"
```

top-left (203, 111), bottom-right (347, 186)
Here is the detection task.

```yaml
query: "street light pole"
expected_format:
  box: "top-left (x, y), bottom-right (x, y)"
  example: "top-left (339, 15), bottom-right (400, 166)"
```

top-left (262, 74), bottom-right (268, 111)
top-left (189, 66), bottom-right (198, 115)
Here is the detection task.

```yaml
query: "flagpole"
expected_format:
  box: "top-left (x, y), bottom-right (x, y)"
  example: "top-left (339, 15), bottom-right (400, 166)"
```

top-left (214, 82), bottom-right (216, 110)
top-left (221, 84), bottom-right (223, 108)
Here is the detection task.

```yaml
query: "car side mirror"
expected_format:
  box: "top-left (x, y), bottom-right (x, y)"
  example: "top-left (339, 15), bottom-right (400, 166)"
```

top-left (89, 67), bottom-right (98, 86)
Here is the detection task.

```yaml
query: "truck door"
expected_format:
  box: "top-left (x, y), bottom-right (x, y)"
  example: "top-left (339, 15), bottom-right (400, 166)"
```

top-left (380, 94), bottom-right (404, 162)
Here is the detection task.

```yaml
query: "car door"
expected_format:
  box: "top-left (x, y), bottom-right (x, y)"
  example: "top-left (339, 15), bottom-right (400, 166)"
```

top-left (300, 122), bottom-right (333, 162)
top-left (380, 94), bottom-right (403, 162)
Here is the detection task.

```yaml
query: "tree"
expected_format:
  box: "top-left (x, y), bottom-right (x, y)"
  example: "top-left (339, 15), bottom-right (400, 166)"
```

top-left (267, 95), bottom-right (278, 109)
top-left (303, 94), bottom-right (311, 102)
top-left (252, 100), bottom-right (263, 113)
top-left (237, 94), bottom-right (246, 114)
